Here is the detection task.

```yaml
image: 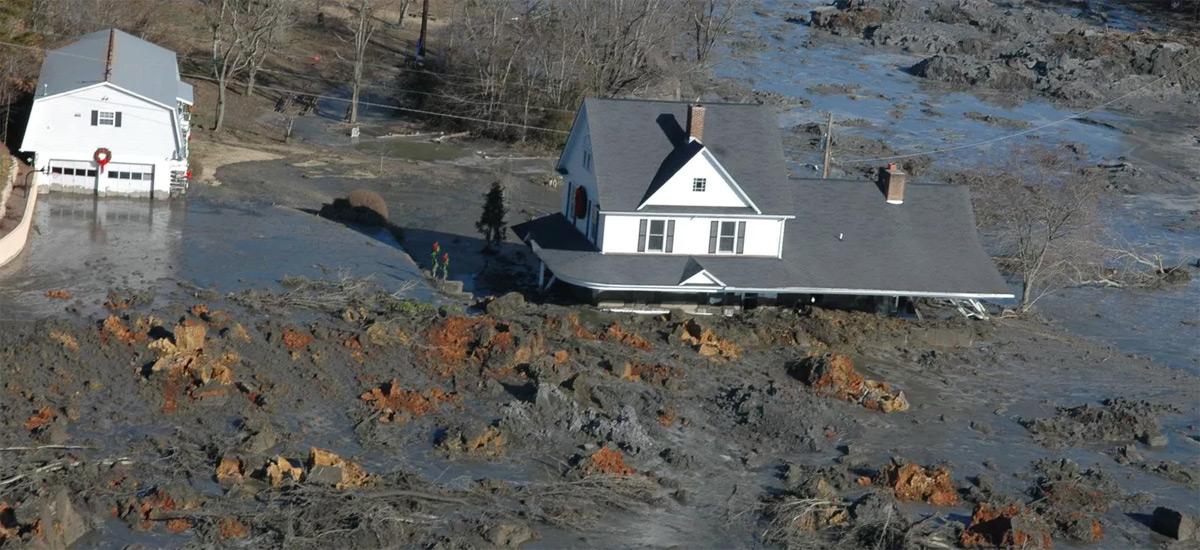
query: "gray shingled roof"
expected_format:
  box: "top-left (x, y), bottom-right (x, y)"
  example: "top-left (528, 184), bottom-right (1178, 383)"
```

top-left (580, 98), bottom-right (791, 215)
top-left (514, 178), bottom-right (1014, 298)
top-left (35, 29), bottom-right (190, 109)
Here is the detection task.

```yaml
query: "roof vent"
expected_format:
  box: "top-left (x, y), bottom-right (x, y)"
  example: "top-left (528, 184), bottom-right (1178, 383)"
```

top-left (882, 163), bottom-right (906, 205)
top-left (686, 104), bottom-right (705, 143)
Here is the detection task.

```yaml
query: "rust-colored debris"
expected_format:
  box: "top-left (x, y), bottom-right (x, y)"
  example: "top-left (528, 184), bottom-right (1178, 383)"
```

top-left (678, 319), bottom-right (740, 359)
top-left (0, 502), bottom-right (20, 542)
top-left (44, 289), bottom-right (72, 300)
top-left (584, 446), bottom-right (636, 476)
top-left (102, 315), bottom-right (144, 345)
top-left (552, 350), bottom-right (570, 364)
top-left (604, 323), bottom-right (652, 350)
top-left (264, 456), bottom-right (303, 487)
top-left (49, 330), bottom-right (79, 352)
top-left (565, 313), bottom-right (598, 340)
top-left (307, 447), bottom-right (371, 489)
top-left (228, 323), bottom-right (252, 343)
top-left (792, 353), bottom-right (909, 413)
top-left (190, 304), bottom-right (210, 318)
top-left (877, 460), bottom-right (959, 506)
top-left (360, 379), bottom-right (456, 423)
top-left (439, 426), bottom-right (507, 457)
top-left (422, 316), bottom-right (540, 377)
top-left (150, 323), bottom-right (239, 413)
top-left (24, 407), bottom-right (56, 433)
top-left (364, 320), bottom-right (410, 347)
top-left (215, 456), bottom-right (244, 485)
top-left (124, 488), bottom-right (195, 533)
top-left (616, 361), bottom-right (682, 386)
top-left (960, 503), bottom-right (1054, 549)
top-left (217, 517), bottom-right (249, 539)
top-left (343, 335), bottom-right (365, 363)
top-left (281, 328), bottom-right (314, 350)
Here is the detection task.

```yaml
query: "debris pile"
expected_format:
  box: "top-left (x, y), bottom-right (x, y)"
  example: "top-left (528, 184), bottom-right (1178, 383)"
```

top-left (307, 447), bottom-right (371, 489)
top-left (677, 319), bottom-right (740, 359)
top-left (877, 459), bottom-right (959, 506)
top-left (580, 446), bottom-right (636, 476)
top-left (790, 353), bottom-right (910, 413)
top-left (1020, 398), bottom-right (1176, 447)
top-left (960, 502), bottom-right (1054, 549)
top-left (614, 361), bottom-right (682, 386)
top-left (360, 379), bottom-right (456, 423)
top-left (437, 424), bottom-right (507, 457)
top-left (1027, 458), bottom-right (1118, 543)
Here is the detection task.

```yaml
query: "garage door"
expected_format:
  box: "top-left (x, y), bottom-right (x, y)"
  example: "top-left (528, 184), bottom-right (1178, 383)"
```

top-left (48, 160), bottom-right (98, 189)
top-left (103, 163), bottom-right (155, 193)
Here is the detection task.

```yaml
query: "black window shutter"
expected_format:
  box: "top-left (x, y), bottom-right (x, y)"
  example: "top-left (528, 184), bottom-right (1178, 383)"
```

top-left (708, 220), bottom-right (718, 254)
top-left (637, 219), bottom-right (648, 252)
top-left (665, 220), bottom-right (675, 253)
top-left (736, 221), bottom-right (747, 254)
top-left (114, 112), bottom-right (122, 127)
top-left (90, 110), bottom-right (98, 125)
top-left (565, 182), bottom-right (573, 217)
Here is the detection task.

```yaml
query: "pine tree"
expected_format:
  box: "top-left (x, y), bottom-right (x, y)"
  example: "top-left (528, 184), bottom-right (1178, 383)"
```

top-left (475, 181), bottom-right (508, 253)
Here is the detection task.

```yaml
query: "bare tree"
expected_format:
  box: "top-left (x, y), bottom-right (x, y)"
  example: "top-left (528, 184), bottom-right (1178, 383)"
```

top-left (244, 0), bottom-right (298, 98)
top-left (345, 0), bottom-right (379, 123)
top-left (970, 151), bottom-right (1104, 311)
top-left (205, 0), bottom-right (253, 132)
top-left (684, 0), bottom-right (743, 65)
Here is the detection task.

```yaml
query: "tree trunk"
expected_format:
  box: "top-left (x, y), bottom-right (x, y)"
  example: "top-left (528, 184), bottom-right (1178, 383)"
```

top-left (1019, 280), bottom-right (1032, 311)
top-left (215, 78), bottom-right (228, 131)
top-left (245, 59), bottom-right (260, 97)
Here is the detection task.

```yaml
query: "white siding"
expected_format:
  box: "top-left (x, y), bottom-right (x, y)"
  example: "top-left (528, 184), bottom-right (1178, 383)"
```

top-left (21, 83), bottom-right (183, 196)
top-left (558, 107), bottom-right (599, 240)
top-left (601, 214), bottom-right (784, 257)
top-left (640, 149), bottom-right (750, 209)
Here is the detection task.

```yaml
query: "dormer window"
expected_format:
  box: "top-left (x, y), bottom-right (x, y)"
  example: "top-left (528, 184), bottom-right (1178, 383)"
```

top-left (583, 148), bottom-right (592, 171)
top-left (692, 178), bottom-right (706, 192)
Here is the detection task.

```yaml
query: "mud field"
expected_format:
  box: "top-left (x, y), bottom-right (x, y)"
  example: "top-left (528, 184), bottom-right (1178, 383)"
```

top-left (0, 280), bottom-right (1197, 548)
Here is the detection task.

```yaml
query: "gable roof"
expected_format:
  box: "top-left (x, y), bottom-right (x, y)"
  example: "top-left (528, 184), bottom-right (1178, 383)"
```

top-left (515, 179), bottom-right (1013, 299)
top-left (679, 258), bottom-right (725, 286)
top-left (581, 98), bottom-right (791, 216)
top-left (34, 29), bottom-right (190, 109)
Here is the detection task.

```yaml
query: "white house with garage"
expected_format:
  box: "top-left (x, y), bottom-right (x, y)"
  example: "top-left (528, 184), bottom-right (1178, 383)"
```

top-left (21, 29), bottom-right (193, 198)
top-left (515, 98), bottom-right (1014, 312)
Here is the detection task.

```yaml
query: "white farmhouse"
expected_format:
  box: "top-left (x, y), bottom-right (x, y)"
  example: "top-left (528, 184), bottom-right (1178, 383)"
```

top-left (515, 98), bottom-right (1014, 311)
top-left (21, 29), bottom-right (193, 198)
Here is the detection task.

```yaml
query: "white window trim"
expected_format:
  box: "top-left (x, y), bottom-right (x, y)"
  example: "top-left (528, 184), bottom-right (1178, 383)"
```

top-left (692, 177), bottom-right (706, 192)
top-left (645, 218), bottom-right (668, 253)
top-left (97, 111), bottom-right (116, 126)
top-left (715, 220), bottom-right (739, 255)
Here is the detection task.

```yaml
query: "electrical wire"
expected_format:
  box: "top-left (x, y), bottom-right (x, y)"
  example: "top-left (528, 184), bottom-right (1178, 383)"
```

top-left (0, 38), bottom-right (570, 134)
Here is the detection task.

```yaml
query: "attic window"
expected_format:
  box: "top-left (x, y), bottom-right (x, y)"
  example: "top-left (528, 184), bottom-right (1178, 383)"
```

top-left (692, 178), bottom-right (706, 192)
top-left (97, 111), bottom-right (116, 126)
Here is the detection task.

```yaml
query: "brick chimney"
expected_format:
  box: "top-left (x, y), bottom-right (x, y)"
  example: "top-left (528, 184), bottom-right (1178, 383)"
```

top-left (882, 163), bottom-right (906, 205)
top-left (686, 104), bottom-right (705, 142)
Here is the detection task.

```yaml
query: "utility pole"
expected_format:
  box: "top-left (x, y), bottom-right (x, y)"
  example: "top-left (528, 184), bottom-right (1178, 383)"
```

top-left (821, 112), bottom-right (834, 179)
top-left (416, 0), bottom-right (429, 59)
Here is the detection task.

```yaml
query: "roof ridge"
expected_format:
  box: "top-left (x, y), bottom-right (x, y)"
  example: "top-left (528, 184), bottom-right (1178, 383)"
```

top-left (104, 29), bottom-right (116, 82)
top-left (585, 96), bottom-right (767, 107)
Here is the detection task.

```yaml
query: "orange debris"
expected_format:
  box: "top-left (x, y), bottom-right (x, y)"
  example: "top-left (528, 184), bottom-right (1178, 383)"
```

top-left (44, 289), bottom-right (72, 300)
top-left (678, 319), bottom-right (740, 359)
top-left (307, 447), bottom-right (371, 489)
top-left (217, 517), bottom-right (249, 539)
top-left (604, 323), bottom-right (652, 350)
top-left (24, 407), bottom-right (55, 433)
top-left (360, 379), bottom-right (456, 423)
top-left (281, 328), bottom-right (313, 350)
top-left (878, 461), bottom-right (959, 506)
top-left (960, 503), bottom-right (1053, 549)
top-left (584, 446), bottom-right (636, 476)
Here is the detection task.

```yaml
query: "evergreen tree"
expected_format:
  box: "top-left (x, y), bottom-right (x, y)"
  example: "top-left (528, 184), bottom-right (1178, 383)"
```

top-left (475, 181), bottom-right (508, 253)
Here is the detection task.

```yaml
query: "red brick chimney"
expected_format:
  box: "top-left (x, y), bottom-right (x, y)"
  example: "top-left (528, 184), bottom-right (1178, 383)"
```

top-left (687, 104), bottom-right (705, 142)
top-left (883, 163), bottom-right (906, 205)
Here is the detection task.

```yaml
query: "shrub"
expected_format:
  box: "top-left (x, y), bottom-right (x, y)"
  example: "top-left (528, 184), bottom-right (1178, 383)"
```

top-left (347, 189), bottom-right (388, 220)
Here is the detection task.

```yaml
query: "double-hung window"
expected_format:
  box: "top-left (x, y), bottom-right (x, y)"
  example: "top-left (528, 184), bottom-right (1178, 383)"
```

top-left (708, 220), bottom-right (746, 254)
top-left (97, 111), bottom-right (116, 126)
top-left (637, 219), bottom-right (675, 253)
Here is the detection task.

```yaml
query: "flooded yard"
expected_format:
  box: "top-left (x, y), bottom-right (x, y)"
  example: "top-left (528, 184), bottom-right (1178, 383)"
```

top-left (0, 192), bottom-right (434, 320)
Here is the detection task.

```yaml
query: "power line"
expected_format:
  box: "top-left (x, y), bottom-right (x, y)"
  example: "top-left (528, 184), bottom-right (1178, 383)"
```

top-left (181, 73), bottom-right (569, 134)
top-left (0, 38), bottom-right (570, 134)
top-left (834, 54), bottom-right (1200, 164)
top-left (173, 53), bottom-right (574, 114)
